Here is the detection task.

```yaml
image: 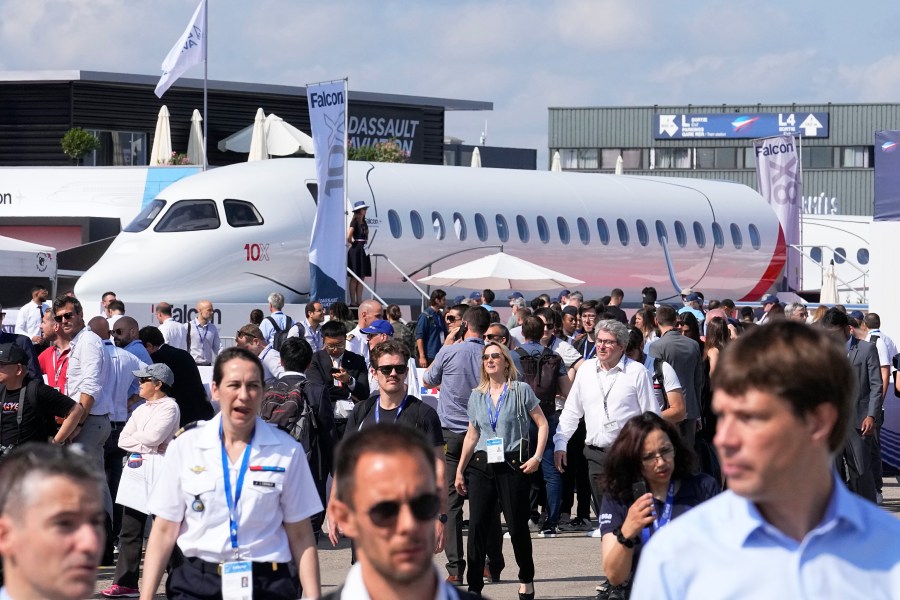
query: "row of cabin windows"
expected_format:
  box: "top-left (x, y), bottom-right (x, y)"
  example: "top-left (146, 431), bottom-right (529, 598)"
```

top-left (387, 210), bottom-right (763, 251)
top-left (809, 247), bottom-right (870, 266)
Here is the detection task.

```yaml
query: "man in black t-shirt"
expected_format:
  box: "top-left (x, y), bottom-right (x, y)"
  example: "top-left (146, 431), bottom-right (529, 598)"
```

top-left (0, 343), bottom-right (83, 451)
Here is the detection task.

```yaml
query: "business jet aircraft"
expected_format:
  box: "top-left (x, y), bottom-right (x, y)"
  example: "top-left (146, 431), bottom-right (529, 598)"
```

top-left (74, 158), bottom-right (785, 305)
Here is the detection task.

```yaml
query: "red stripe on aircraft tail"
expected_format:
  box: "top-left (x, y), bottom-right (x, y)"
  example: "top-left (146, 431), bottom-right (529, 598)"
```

top-left (739, 226), bottom-right (787, 302)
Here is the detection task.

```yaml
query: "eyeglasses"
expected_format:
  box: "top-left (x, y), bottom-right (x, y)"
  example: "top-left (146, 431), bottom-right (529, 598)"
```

top-left (374, 364), bottom-right (409, 376)
top-left (53, 311), bottom-right (76, 323)
top-left (482, 352), bottom-right (503, 361)
top-left (367, 493), bottom-right (440, 527)
top-left (595, 339), bottom-right (618, 347)
top-left (581, 313), bottom-right (597, 320)
top-left (641, 446), bottom-right (675, 466)
top-left (445, 315), bottom-right (458, 323)
top-left (324, 342), bottom-right (346, 351)
top-left (113, 328), bottom-right (126, 336)
top-left (366, 333), bottom-right (386, 340)
top-left (485, 334), bottom-right (505, 341)
top-left (139, 377), bottom-right (155, 384)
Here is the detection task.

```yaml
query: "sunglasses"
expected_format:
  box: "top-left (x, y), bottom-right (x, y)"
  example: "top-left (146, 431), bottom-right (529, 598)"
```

top-left (485, 334), bottom-right (505, 341)
top-left (482, 352), bottom-right (503, 361)
top-left (445, 315), bottom-right (458, 323)
top-left (139, 377), bottom-right (155, 384)
top-left (54, 311), bottom-right (77, 323)
top-left (367, 493), bottom-right (440, 527)
top-left (113, 328), bottom-right (127, 336)
top-left (374, 364), bottom-right (409, 376)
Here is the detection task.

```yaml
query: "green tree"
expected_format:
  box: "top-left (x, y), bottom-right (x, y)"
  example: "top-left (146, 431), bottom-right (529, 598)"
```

top-left (60, 128), bottom-right (100, 165)
top-left (348, 138), bottom-right (408, 163)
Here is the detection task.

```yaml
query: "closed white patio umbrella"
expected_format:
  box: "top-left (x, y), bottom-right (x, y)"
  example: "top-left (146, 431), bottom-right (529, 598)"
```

top-left (186, 109), bottom-right (206, 166)
top-left (247, 108), bottom-right (269, 162)
top-left (149, 105), bottom-right (172, 165)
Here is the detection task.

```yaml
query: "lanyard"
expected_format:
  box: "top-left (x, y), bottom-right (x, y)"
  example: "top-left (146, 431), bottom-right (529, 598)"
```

top-left (485, 383), bottom-right (508, 432)
top-left (375, 395), bottom-right (409, 424)
top-left (583, 340), bottom-right (596, 361)
top-left (641, 481), bottom-right (675, 545)
top-left (220, 424), bottom-right (254, 557)
top-left (51, 347), bottom-right (69, 385)
top-left (597, 367), bottom-right (620, 422)
top-left (195, 320), bottom-right (209, 349)
top-left (260, 345), bottom-right (272, 362)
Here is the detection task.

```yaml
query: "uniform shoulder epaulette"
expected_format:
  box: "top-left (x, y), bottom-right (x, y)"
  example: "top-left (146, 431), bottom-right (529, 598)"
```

top-left (174, 420), bottom-right (205, 438)
top-left (346, 333), bottom-right (355, 341)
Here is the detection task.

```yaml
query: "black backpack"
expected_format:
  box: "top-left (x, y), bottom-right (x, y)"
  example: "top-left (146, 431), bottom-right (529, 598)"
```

top-left (266, 316), bottom-right (295, 352)
top-left (515, 346), bottom-right (563, 414)
top-left (651, 357), bottom-right (669, 411)
top-left (261, 377), bottom-right (319, 470)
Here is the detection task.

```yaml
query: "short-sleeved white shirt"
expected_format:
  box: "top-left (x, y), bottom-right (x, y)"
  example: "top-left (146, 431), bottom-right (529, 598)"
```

top-left (147, 413), bottom-right (322, 563)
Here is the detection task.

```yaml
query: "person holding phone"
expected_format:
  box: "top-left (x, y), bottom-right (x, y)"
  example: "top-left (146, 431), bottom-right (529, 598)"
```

top-left (598, 413), bottom-right (719, 598)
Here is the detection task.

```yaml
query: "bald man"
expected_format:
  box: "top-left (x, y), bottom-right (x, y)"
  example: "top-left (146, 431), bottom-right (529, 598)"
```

top-left (110, 316), bottom-right (152, 365)
top-left (346, 299), bottom-right (384, 364)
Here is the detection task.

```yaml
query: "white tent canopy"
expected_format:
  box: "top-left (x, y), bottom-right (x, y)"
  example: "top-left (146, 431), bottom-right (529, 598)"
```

top-left (218, 112), bottom-right (314, 156)
top-left (0, 235), bottom-right (56, 280)
top-left (418, 251), bottom-right (583, 290)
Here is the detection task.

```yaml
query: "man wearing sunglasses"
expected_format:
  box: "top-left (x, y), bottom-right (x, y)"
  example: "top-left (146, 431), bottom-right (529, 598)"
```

top-left (111, 316), bottom-right (153, 365)
top-left (361, 320), bottom-right (419, 395)
top-left (326, 424), bottom-right (480, 600)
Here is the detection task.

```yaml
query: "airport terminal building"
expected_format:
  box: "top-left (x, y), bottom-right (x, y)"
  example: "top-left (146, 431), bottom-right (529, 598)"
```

top-left (548, 103), bottom-right (900, 217)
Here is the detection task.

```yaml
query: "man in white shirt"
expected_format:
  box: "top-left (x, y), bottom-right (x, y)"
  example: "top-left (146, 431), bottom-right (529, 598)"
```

top-left (235, 323), bottom-right (284, 385)
top-left (553, 319), bottom-right (658, 519)
top-left (347, 299), bottom-right (383, 364)
top-left (186, 299), bottom-right (221, 366)
top-left (289, 301), bottom-right (326, 353)
top-left (259, 292), bottom-right (293, 346)
top-left (155, 302), bottom-right (187, 350)
top-left (14, 285), bottom-right (50, 343)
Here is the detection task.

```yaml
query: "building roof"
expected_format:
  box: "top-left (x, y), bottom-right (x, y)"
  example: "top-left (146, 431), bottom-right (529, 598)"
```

top-left (0, 70), bottom-right (493, 112)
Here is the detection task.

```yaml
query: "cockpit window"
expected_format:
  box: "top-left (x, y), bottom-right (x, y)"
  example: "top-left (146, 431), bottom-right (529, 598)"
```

top-left (154, 200), bottom-right (220, 232)
top-left (124, 199), bottom-right (166, 233)
top-left (224, 200), bottom-right (264, 228)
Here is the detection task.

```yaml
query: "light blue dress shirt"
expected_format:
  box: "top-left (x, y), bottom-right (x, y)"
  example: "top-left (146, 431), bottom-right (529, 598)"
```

top-left (631, 475), bottom-right (900, 599)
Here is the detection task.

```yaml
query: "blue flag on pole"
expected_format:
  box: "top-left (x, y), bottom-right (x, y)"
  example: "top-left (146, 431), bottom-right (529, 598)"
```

top-left (307, 80), bottom-right (348, 307)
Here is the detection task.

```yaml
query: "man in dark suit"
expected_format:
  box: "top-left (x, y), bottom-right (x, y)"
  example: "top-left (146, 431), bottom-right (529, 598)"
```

top-left (138, 326), bottom-right (213, 426)
top-left (821, 308), bottom-right (882, 501)
top-left (650, 305), bottom-right (704, 447)
top-left (306, 319), bottom-right (369, 440)
top-left (268, 336), bottom-right (334, 538)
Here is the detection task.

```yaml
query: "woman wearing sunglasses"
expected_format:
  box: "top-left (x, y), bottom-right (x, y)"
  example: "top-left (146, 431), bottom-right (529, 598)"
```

top-left (139, 348), bottom-right (322, 600)
top-left (598, 413), bottom-right (719, 598)
top-left (455, 341), bottom-right (548, 599)
top-left (102, 363), bottom-right (181, 598)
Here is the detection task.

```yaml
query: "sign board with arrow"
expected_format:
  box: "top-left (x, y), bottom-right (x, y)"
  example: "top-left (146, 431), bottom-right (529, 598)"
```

top-left (653, 112), bottom-right (829, 140)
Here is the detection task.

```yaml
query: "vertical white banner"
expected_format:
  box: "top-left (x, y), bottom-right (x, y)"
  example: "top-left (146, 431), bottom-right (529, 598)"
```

top-left (307, 80), bottom-right (348, 306)
top-left (754, 135), bottom-right (801, 291)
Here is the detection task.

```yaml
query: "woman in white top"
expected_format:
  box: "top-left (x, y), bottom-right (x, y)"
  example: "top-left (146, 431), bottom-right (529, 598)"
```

top-left (101, 363), bottom-right (180, 598)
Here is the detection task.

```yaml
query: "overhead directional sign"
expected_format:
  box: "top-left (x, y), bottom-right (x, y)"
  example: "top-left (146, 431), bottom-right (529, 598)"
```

top-left (653, 112), bottom-right (829, 139)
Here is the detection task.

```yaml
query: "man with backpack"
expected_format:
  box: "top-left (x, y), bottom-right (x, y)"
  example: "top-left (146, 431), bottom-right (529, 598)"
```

top-left (516, 317), bottom-right (572, 537)
top-left (262, 336), bottom-right (334, 539)
top-left (235, 324), bottom-right (284, 385)
top-left (259, 292), bottom-right (294, 349)
top-left (288, 301), bottom-right (325, 352)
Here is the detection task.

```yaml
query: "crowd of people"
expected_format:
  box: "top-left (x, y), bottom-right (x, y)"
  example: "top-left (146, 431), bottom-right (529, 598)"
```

top-left (0, 284), bottom-right (899, 599)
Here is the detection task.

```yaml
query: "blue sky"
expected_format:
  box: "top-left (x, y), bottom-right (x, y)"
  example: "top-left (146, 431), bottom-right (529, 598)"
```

top-left (2, 0), bottom-right (898, 167)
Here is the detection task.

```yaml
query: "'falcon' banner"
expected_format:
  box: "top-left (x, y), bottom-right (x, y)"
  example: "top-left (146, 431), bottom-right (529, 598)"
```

top-left (754, 135), bottom-right (801, 292)
top-left (307, 79), bottom-right (348, 307)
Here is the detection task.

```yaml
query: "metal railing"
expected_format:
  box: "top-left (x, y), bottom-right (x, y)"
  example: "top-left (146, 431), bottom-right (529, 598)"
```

top-left (791, 244), bottom-right (868, 303)
top-left (369, 253), bottom-right (430, 310)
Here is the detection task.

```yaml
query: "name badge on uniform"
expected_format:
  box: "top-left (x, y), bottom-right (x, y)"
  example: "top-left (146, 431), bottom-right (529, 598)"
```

top-left (221, 560), bottom-right (253, 600)
top-left (486, 437), bottom-right (504, 463)
top-left (603, 419), bottom-right (619, 433)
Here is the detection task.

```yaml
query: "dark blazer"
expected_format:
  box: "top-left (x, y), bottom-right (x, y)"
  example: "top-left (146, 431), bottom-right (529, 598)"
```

top-left (847, 337), bottom-right (883, 425)
top-left (150, 343), bottom-right (214, 426)
top-left (649, 330), bottom-right (704, 420)
top-left (306, 349), bottom-right (370, 404)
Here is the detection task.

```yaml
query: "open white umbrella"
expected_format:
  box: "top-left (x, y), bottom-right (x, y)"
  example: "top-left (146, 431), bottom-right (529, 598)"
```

top-left (471, 146), bottom-right (482, 168)
top-left (247, 108), bottom-right (269, 162)
top-left (418, 251), bottom-right (583, 290)
top-left (615, 155), bottom-right (624, 175)
top-left (218, 112), bottom-right (314, 156)
top-left (820, 259), bottom-right (839, 304)
top-left (149, 105), bottom-right (172, 165)
top-left (186, 109), bottom-right (206, 166)
top-left (550, 150), bottom-right (561, 172)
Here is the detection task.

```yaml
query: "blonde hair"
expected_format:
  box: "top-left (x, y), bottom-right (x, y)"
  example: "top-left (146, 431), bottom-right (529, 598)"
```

top-left (477, 341), bottom-right (519, 392)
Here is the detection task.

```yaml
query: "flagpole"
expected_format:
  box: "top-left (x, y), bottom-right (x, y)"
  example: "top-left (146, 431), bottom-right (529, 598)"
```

top-left (202, 0), bottom-right (208, 171)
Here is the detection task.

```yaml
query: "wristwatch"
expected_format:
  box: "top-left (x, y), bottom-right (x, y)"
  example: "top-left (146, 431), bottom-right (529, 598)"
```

top-left (437, 513), bottom-right (448, 524)
top-left (613, 527), bottom-right (636, 548)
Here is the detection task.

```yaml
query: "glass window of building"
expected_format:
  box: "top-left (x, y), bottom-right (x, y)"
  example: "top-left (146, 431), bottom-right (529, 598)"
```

top-left (557, 217), bottom-right (571, 244)
top-left (560, 149), bottom-right (577, 169)
top-left (452, 212), bottom-right (467, 241)
top-left (597, 218), bottom-right (610, 245)
top-left (387, 209), bottom-right (402, 238)
top-left (223, 200), bottom-right (264, 228)
top-left (537, 216), bottom-right (550, 243)
top-left (841, 146), bottom-right (873, 168)
top-left (85, 130), bottom-right (148, 166)
top-left (802, 147), bottom-right (833, 169)
top-left (654, 148), bottom-right (692, 169)
top-left (431, 211), bottom-right (446, 240)
top-left (577, 217), bottom-right (590, 245)
top-left (578, 149), bottom-right (598, 169)
top-left (696, 148), bottom-right (715, 169)
top-left (516, 215), bottom-right (530, 243)
top-left (474, 213), bottom-right (488, 241)
top-left (616, 219), bottom-right (630, 246)
top-left (744, 147), bottom-right (757, 169)
top-left (697, 148), bottom-right (736, 169)
top-left (410, 211), bottom-right (424, 239)
top-left (621, 149), bottom-right (642, 169)
top-left (601, 149), bottom-right (620, 169)
top-left (496, 214), bottom-right (509, 242)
